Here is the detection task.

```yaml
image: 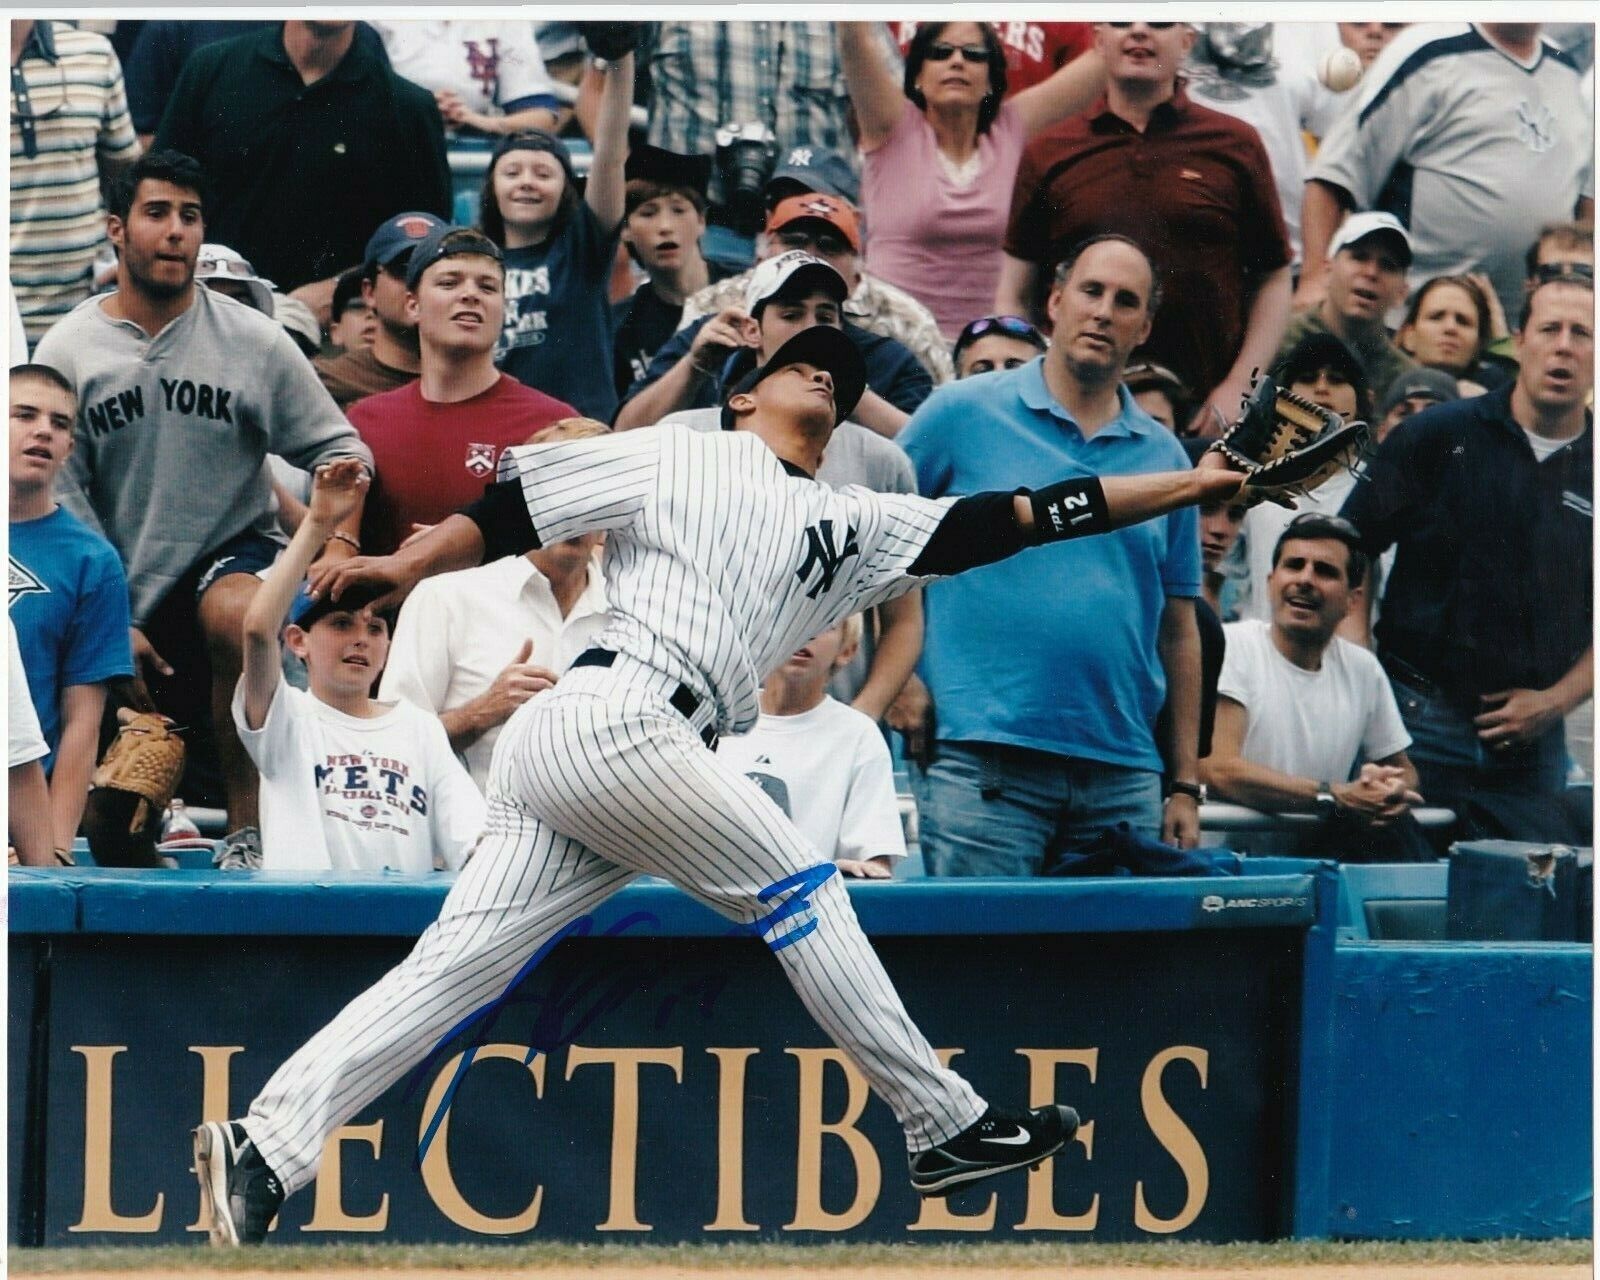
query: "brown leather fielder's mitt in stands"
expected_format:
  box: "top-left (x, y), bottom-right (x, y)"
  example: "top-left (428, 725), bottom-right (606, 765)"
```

top-left (1210, 373), bottom-right (1371, 509)
top-left (82, 710), bottom-right (185, 867)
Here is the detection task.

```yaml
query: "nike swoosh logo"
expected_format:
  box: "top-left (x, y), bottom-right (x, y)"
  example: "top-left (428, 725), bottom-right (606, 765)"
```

top-left (982, 1126), bottom-right (1031, 1146)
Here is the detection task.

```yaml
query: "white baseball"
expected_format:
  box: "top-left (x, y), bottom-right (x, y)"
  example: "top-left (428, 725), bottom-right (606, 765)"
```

top-left (1319, 47), bottom-right (1363, 93)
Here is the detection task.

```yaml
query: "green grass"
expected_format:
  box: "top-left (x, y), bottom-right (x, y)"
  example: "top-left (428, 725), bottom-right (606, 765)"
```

top-left (7, 1238), bottom-right (1592, 1271)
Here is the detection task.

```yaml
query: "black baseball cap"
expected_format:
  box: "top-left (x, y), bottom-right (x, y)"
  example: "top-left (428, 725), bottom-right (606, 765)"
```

top-left (404, 225), bottom-right (504, 292)
top-left (624, 144), bottom-right (711, 200)
top-left (720, 325), bottom-right (866, 431)
top-left (1273, 332), bottom-right (1366, 397)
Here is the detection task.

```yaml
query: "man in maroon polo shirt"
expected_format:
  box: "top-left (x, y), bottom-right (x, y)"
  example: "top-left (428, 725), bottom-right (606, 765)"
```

top-left (994, 21), bottom-right (1292, 435)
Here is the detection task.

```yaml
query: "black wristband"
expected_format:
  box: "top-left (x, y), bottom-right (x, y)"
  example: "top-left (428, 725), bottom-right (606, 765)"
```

top-left (1166, 779), bottom-right (1204, 802)
top-left (1026, 476), bottom-right (1111, 543)
top-left (459, 480), bottom-right (542, 562)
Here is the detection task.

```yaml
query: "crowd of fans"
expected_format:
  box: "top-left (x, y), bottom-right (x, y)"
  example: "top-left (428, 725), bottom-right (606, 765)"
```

top-left (8, 18), bottom-right (1595, 879)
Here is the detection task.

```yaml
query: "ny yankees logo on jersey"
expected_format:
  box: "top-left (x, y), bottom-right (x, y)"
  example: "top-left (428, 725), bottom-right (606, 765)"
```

top-left (795, 519), bottom-right (859, 598)
top-left (8, 557), bottom-right (46, 606)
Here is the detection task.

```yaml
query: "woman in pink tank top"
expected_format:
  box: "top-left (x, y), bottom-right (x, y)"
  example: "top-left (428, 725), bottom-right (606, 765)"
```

top-left (838, 22), bottom-right (1105, 341)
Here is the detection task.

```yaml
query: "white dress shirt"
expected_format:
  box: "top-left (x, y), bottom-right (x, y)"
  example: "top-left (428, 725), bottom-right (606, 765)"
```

top-left (379, 553), bottom-right (608, 790)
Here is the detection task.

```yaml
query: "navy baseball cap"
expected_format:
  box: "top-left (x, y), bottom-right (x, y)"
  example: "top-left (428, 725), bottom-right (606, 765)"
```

top-left (364, 211), bottom-right (449, 273)
top-left (720, 325), bottom-right (866, 431)
top-left (490, 130), bottom-right (576, 184)
top-left (287, 581), bottom-right (394, 631)
top-left (765, 145), bottom-right (859, 207)
top-left (405, 225), bottom-right (504, 292)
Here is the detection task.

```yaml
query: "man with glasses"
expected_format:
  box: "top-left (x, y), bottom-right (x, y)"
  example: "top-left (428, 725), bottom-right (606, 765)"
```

top-left (952, 315), bottom-right (1048, 379)
top-left (34, 150), bottom-right (373, 869)
top-left (1203, 512), bottom-right (1427, 861)
top-left (1340, 272), bottom-right (1595, 845)
top-left (996, 21), bottom-right (1292, 436)
top-left (617, 194), bottom-right (934, 435)
top-left (10, 19), bottom-right (139, 342)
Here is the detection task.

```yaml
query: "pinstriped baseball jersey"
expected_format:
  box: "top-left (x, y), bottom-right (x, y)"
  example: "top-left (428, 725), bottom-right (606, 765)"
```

top-left (497, 425), bottom-right (957, 735)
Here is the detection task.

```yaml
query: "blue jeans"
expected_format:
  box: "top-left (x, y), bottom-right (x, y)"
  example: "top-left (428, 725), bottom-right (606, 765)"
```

top-left (913, 741), bottom-right (1163, 878)
top-left (1391, 675), bottom-right (1586, 844)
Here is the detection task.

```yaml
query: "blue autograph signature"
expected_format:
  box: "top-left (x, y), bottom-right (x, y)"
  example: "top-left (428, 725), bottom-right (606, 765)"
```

top-left (408, 863), bottom-right (837, 1164)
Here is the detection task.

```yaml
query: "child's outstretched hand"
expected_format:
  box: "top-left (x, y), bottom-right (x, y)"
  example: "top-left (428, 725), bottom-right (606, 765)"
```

top-left (308, 459), bottom-right (370, 530)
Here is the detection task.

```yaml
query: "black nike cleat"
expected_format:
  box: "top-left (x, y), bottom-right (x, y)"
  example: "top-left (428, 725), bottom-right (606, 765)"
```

top-left (192, 1120), bottom-right (283, 1245)
top-left (909, 1104), bottom-right (1079, 1196)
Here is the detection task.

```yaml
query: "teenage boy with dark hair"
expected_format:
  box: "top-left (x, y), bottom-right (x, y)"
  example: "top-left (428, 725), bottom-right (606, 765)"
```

top-left (612, 145), bottom-right (733, 399)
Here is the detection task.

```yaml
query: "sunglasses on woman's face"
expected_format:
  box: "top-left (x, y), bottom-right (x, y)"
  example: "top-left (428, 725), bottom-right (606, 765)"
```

top-left (1107, 22), bottom-right (1179, 30)
top-left (926, 42), bottom-right (988, 65)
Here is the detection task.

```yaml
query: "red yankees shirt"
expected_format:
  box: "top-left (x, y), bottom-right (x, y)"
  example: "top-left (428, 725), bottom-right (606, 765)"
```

top-left (349, 372), bottom-right (574, 555)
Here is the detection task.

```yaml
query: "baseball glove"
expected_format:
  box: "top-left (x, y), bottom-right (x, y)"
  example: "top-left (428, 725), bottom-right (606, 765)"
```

top-left (82, 710), bottom-right (185, 868)
top-left (1210, 374), bottom-right (1371, 508)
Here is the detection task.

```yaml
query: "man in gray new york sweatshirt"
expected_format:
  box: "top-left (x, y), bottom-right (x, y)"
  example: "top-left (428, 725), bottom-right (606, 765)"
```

top-left (34, 150), bottom-right (373, 847)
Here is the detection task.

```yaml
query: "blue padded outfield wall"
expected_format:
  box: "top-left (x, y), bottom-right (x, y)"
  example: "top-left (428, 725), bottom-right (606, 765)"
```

top-left (6, 862), bottom-right (1590, 1246)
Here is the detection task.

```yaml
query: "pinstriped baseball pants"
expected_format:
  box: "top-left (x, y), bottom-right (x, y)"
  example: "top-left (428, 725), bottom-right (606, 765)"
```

top-left (244, 663), bottom-right (986, 1196)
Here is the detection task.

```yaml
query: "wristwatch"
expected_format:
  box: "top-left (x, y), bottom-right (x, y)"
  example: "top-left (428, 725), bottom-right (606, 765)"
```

top-left (1165, 779), bottom-right (1204, 803)
top-left (1314, 781), bottom-right (1338, 821)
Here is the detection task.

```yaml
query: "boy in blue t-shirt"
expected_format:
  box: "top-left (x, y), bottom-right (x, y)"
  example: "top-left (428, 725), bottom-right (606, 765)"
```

top-left (9, 363), bottom-right (134, 857)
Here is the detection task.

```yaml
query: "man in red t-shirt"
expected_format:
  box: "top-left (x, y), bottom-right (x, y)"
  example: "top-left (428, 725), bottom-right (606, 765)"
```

top-left (994, 22), bottom-right (1292, 435)
top-left (349, 226), bottom-right (576, 554)
top-left (892, 21), bottom-right (1092, 97)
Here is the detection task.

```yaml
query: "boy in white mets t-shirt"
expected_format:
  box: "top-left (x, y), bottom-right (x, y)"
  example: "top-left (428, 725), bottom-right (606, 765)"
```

top-left (717, 614), bottom-right (907, 879)
top-left (232, 461), bottom-right (484, 874)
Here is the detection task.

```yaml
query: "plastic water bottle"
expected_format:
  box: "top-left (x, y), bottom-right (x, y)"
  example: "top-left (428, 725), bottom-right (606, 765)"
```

top-left (159, 799), bottom-right (202, 843)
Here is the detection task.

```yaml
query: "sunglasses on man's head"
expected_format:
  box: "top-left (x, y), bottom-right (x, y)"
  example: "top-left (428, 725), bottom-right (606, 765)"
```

top-left (1534, 261), bottom-right (1595, 286)
top-left (925, 42), bottom-right (988, 64)
top-left (957, 315), bottom-right (1045, 346)
top-left (1107, 22), bottom-right (1179, 30)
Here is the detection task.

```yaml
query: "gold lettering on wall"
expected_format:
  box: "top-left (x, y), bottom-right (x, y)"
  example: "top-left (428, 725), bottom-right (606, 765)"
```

top-left (703, 1047), bottom-right (759, 1231)
top-left (303, 1121), bottom-right (389, 1232)
top-left (783, 1048), bottom-right (880, 1231)
top-left (1018, 1047), bottom-right (1100, 1231)
top-left (186, 1046), bottom-right (243, 1234)
top-left (908, 1049), bottom-right (995, 1232)
top-left (1134, 1045), bottom-right (1210, 1234)
top-left (565, 1045), bottom-right (684, 1232)
top-left (69, 1046), bottom-right (164, 1232)
top-left (418, 1044), bottom-right (546, 1233)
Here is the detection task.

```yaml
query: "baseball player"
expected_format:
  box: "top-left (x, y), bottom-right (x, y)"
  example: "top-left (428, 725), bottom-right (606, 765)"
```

top-left (193, 298), bottom-right (1246, 1243)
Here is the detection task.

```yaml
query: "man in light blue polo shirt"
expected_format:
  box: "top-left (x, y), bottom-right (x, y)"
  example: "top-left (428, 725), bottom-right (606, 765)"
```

top-left (900, 234), bottom-right (1204, 874)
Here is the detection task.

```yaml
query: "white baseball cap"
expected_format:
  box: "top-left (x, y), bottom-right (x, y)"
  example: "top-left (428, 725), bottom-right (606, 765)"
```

top-left (743, 250), bottom-right (848, 316)
top-left (1328, 212), bottom-right (1413, 267)
top-left (196, 243), bottom-right (276, 316)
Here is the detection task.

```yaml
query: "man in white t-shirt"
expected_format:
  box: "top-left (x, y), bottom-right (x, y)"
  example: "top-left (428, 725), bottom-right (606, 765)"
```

top-left (1204, 512), bottom-right (1426, 860)
top-left (379, 419), bottom-right (610, 791)
top-left (232, 461), bottom-right (484, 874)
top-left (9, 618), bottom-right (54, 866)
top-left (717, 615), bottom-right (907, 879)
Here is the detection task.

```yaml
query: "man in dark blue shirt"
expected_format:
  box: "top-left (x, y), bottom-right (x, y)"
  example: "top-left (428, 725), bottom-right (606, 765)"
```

top-left (154, 22), bottom-right (449, 323)
top-left (1341, 273), bottom-right (1593, 843)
